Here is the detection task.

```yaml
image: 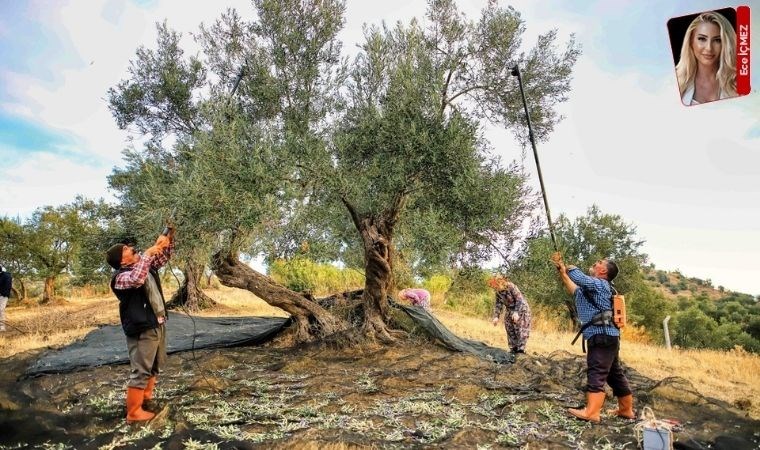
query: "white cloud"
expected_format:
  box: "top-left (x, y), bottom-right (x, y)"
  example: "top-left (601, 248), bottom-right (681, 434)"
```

top-left (0, 152), bottom-right (115, 218)
top-left (0, 0), bottom-right (253, 218)
top-left (2, 0), bottom-right (254, 165)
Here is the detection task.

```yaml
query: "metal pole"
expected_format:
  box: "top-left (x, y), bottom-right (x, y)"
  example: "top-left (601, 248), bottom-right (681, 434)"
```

top-left (663, 315), bottom-right (672, 350)
top-left (511, 65), bottom-right (558, 251)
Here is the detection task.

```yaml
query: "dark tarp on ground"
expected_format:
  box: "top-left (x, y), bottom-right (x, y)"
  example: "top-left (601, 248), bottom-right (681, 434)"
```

top-left (396, 303), bottom-right (515, 364)
top-left (23, 304), bottom-right (512, 377)
top-left (23, 312), bottom-right (290, 378)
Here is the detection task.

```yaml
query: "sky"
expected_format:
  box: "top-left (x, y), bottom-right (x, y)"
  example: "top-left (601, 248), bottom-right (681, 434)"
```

top-left (0, 0), bottom-right (758, 295)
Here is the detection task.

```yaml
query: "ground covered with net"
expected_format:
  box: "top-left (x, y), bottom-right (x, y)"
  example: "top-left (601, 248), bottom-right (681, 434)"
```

top-left (1, 330), bottom-right (758, 449)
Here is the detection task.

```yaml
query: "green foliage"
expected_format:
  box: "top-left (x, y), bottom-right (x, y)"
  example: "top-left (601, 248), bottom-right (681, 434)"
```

top-left (422, 274), bottom-right (453, 296)
top-left (1, 197), bottom-right (126, 300)
top-left (447, 267), bottom-right (491, 297)
top-left (0, 216), bottom-right (33, 287)
top-left (24, 202), bottom-right (86, 281)
top-left (746, 317), bottom-right (760, 341)
top-left (71, 198), bottom-right (126, 285)
top-left (327, 0), bottom-right (578, 273)
top-left (438, 268), bottom-right (494, 318)
top-left (671, 301), bottom-right (760, 352)
top-left (671, 307), bottom-right (718, 349)
top-left (713, 323), bottom-right (760, 352)
top-left (624, 282), bottom-right (671, 342)
top-left (268, 258), bottom-right (364, 296)
top-left (510, 205), bottom-right (654, 327)
top-left (443, 290), bottom-right (495, 319)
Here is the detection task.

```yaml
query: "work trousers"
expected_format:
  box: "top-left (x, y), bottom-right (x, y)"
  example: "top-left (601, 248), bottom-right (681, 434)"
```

top-left (504, 305), bottom-right (531, 352)
top-left (0, 296), bottom-right (7, 331)
top-left (586, 334), bottom-right (632, 397)
top-left (126, 324), bottom-right (166, 388)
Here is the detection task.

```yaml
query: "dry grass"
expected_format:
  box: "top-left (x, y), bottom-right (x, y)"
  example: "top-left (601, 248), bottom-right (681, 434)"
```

top-left (2, 287), bottom-right (758, 419)
top-left (0, 295), bottom-right (120, 357)
top-left (194, 286), bottom-right (290, 318)
top-left (431, 308), bottom-right (760, 419)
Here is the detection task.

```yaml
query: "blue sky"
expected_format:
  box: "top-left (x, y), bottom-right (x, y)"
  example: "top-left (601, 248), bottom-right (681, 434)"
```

top-left (0, 0), bottom-right (758, 294)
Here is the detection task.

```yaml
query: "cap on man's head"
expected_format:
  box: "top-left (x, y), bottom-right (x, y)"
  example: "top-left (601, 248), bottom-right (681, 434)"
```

top-left (106, 243), bottom-right (126, 270)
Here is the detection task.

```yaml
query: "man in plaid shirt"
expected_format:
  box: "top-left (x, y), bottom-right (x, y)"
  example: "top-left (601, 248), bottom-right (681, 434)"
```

top-left (106, 227), bottom-right (175, 424)
top-left (552, 253), bottom-right (634, 423)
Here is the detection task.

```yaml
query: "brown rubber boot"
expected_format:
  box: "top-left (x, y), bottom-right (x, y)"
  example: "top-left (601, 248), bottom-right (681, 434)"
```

top-left (568, 392), bottom-right (606, 423)
top-left (607, 394), bottom-right (635, 419)
top-left (126, 386), bottom-right (155, 424)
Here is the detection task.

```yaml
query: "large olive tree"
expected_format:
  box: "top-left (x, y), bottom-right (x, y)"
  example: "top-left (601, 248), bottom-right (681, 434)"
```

top-left (107, 0), bottom-right (579, 342)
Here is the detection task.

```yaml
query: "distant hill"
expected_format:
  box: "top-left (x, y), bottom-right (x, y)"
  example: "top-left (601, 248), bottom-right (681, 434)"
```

top-left (642, 266), bottom-right (748, 301)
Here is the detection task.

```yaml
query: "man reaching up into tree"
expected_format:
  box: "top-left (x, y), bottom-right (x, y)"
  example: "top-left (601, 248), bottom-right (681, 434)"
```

top-left (551, 253), bottom-right (634, 423)
top-left (106, 226), bottom-right (175, 424)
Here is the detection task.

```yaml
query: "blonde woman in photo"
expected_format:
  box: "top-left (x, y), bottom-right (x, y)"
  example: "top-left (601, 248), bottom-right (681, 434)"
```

top-left (675, 11), bottom-right (737, 106)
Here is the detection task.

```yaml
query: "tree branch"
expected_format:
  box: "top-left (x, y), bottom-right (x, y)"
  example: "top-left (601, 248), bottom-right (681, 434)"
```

top-left (386, 191), bottom-right (408, 229)
top-left (341, 195), bottom-right (362, 232)
top-left (439, 68), bottom-right (455, 115)
top-left (442, 84), bottom-right (489, 111)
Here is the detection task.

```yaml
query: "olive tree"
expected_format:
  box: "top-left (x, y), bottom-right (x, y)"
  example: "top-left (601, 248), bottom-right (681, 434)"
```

top-left (107, 0), bottom-right (580, 342)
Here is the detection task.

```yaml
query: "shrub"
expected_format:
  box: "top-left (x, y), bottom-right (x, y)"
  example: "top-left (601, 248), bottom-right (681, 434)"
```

top-left (268, 258), bottom-right (364, 296)
top-left (621, 323), bottom-right (652, 345)
top-left (672, 307), bottom-right (718, 349)
top-left (422, 274), bottom-right (452, 296)
top-left (746, 317), bottom-right (760, 341)
top-left (713, 323), bottom-right (760, 352)
top-left (447, 267), bottom-right (490, 296)
top-left (443, 290), bottom-right (494, 319)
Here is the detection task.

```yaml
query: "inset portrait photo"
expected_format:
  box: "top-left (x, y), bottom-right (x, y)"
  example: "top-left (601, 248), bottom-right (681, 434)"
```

top-left (667, 8), bottom-right (746, 107)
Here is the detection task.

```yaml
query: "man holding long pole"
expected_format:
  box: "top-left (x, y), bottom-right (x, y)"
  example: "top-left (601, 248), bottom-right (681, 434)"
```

top-left (511, 64), bottom-right (634, 422)
top-left (510, 65), bottom-right (576, 323)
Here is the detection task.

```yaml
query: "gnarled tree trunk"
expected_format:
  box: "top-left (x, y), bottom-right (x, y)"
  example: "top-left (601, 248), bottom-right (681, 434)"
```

top-left (12, 278), bottom-right (26, 302)
top-left (211, 251), bottom-right (347, 342)
top-left (358, 218), bottom-right (399, 342)
top-left (41, 276), bottom-right (56, 304)
top-left (168, 261), bottom-right (217, 312)
top-left (343, 193), bottom-right (407, 343)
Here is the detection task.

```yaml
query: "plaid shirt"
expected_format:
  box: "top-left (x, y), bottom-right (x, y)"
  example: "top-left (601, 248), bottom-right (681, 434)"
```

top-left (567, 267), bottom-right (619, 339)
top-left (114, 242), bottom-right (174, 290)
